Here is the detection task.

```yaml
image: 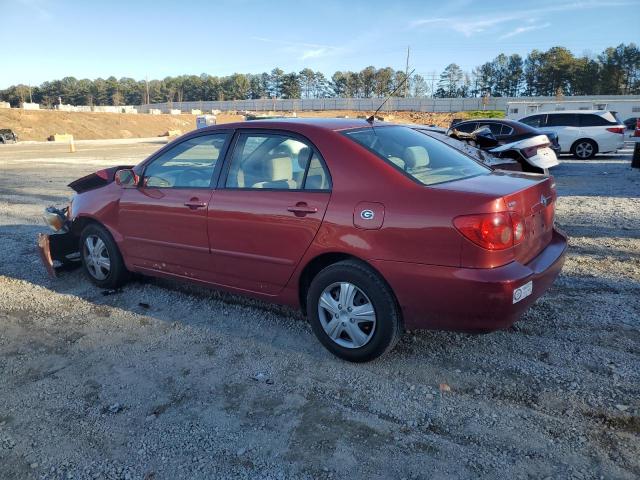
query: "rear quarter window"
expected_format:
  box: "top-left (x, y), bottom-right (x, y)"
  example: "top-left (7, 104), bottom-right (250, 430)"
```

top-left (452, 122), bottom-right (477, 133)
top-left (344, 126), bottom-right (490, 186)
top-left (579, 114), bottom-right (612, 127)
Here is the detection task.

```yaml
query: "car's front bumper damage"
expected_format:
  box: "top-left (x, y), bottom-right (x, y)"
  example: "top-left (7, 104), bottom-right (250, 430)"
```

top-left (37, 231), bottom-right (79, 276)
top-left (37, 206), bottom-right (80, 277)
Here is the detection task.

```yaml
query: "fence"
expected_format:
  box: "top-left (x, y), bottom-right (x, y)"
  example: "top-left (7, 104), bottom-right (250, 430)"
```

top-left (136, 95), bottom-right (640, 114)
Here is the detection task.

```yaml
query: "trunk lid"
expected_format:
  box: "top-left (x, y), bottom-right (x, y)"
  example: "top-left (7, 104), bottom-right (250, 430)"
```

top-left (435, 171), bottom-right (557, 266)
top-left (502, 176), bottom-right (556, 264)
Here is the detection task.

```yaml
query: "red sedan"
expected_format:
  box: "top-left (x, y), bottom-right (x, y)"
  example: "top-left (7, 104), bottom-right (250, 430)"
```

top-left (39, 118), bottom-right (567, 362)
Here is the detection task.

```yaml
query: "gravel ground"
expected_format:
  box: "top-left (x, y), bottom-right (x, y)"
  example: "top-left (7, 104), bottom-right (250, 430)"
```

top-left (0, 141), bottom-right (639, 480)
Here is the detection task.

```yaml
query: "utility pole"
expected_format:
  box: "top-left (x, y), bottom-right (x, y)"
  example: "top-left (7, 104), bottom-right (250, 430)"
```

top-left (145, 75), bottom-right (150, 105)
top-left (404, 45), bottom-right (410, 97)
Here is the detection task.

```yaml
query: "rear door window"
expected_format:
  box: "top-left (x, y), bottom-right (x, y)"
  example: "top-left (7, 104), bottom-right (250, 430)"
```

top-left (224, 133), bottom-right (331, 191)
top-left (344, 126), bottom-right (490, 186)
top-left (546, 114), bottom-right (579, 127)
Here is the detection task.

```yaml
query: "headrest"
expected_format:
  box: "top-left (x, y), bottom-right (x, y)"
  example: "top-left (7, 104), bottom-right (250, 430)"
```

top-left (403, 146), bottom-right (429, 169)
top-left (267, 156), bottom-right (292, 181)
top-left (297, 146), bottom-right (311, 169)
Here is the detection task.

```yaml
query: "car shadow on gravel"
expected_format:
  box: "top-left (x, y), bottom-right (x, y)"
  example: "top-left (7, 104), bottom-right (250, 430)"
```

top-left (1, 223), bottom-right (511, 365)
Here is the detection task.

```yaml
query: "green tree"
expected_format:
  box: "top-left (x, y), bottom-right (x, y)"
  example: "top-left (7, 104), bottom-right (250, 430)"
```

top-left (281, 72), bottom-right (301, 98)
top-left (436, 63), bottom-right (463, 97)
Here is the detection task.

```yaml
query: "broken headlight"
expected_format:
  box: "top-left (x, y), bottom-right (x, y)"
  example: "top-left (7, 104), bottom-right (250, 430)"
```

top-left (43, 206), bottom-right (70, 232)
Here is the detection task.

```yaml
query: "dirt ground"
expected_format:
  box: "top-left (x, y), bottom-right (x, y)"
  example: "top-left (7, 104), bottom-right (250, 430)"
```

top-left (0, 140), bottom-right (639, 479)
top-left (1, 109), bottom-right (460, 142)
top-left (0, 110), bottom-right (245, 142)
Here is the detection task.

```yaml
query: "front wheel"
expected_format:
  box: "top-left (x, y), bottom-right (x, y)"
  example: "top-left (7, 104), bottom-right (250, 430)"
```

top-left (80, 223), bottom-right (129, 289)
top-left (306, 260), bottom-right (402, 362)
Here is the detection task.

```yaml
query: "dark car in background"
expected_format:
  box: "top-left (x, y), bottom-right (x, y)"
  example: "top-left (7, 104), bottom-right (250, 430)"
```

top-left (0, 129), bottom-right (18, 144)
top-left (450, 119), bottom-right (561, 155)
top-left (623, 117), bottom-right (638, 130)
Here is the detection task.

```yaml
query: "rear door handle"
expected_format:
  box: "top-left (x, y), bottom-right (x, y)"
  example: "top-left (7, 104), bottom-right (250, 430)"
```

top-left (287, 202), bottom-right (318, 215)
top-left (184, 199), bottom-right (207, 209)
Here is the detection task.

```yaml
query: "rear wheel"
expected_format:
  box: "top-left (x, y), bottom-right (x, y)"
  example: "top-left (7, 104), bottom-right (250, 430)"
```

top-left (80, 223), bottom-right (129, 289)
top-left (306, 260), bottom-right (401, 362)
top-left (571, 139), bottom-right (597, 159)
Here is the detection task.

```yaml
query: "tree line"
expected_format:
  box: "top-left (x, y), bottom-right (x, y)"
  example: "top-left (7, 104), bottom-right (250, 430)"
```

top-left (1, 43), bottom-right (637, 108)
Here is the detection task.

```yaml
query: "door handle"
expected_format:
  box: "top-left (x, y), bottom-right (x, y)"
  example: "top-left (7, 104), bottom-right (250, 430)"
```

top-left (287, 202), bottom-right (318, 215)
top-left (184, 199), bottom-right (207, 209)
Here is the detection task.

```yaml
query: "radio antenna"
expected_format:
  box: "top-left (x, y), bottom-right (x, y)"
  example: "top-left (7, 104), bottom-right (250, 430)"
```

top-left (367, 68), bottom-right (415, 124)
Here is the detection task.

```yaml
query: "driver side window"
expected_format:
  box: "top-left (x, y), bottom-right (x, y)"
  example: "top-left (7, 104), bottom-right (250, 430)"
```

top-left (144, 133), bottom-right (229, 188)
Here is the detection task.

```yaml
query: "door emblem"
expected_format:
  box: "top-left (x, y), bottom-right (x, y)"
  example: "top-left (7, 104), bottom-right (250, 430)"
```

top-left (360, 209), bottom-right (375, 220)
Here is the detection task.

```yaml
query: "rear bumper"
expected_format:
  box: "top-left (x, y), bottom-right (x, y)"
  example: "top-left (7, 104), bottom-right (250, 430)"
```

top-left (372, 228), bottom-right (568, 331)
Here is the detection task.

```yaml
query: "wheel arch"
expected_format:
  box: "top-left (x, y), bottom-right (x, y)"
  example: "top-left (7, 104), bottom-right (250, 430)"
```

top-left (71, 214), bottom-right (123, 243)
top-left (297, 252), bottom-right (403, 325)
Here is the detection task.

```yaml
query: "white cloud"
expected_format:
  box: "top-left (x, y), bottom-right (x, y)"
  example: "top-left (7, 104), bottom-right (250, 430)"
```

top-left (250, 37), bottom-right (342, 61)
top-left (16, 0), bottom-right (52, 20)
top-left (410, 1), bottom-right (634, 38)
top-left (499, 22), bottom-right (552, 39)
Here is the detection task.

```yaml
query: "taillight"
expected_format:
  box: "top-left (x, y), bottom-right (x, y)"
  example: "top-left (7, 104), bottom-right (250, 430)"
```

top-left (454, 212), bottom-right (526, 250)
top-left (606, 127), bottom-right (625, 134)
top-left (522, 142), bottom-right (549, 158)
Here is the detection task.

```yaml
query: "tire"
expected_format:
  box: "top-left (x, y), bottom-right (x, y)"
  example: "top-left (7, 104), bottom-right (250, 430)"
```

top-left (571, 139), bottom-right (597, 159)
top-left (80, 223), bottom-right (129, 289)
top-left (306, 260), bottom-right (402, 362)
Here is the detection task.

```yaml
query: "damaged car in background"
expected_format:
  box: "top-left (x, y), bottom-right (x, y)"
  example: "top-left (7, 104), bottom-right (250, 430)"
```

top-left (446, 125), bottom-right (559, 174)
top-left (38, 119), bottom-right (567, 362)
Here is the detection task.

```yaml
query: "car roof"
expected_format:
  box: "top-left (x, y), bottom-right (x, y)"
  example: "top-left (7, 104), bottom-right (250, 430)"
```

top-left (456, 118), bottom-right (524, 126)
top-left (210, 117), bottom-right (384, 132)
top-left (529, 110), bottom-right (611, 115)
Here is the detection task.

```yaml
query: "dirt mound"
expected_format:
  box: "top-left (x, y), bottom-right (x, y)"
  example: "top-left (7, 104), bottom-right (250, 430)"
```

top-left (0, 109), bottom-right (471, 142)
top-left (0, 110), bottom-right (244, 142)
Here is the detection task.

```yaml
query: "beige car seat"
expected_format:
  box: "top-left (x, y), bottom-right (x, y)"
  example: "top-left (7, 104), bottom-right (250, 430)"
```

top-left (403, 146), bottom-right (430, 171)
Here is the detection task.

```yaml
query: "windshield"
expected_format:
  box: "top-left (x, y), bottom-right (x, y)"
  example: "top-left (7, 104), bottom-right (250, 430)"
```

top-left (344, 126), bottom-right (490, 186)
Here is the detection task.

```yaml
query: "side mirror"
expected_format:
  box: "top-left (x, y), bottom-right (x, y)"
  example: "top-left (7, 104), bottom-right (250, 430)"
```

top-left (471, 127), bottom-right (499, 148)
top-left (114, 169), bottom-right (139, 188)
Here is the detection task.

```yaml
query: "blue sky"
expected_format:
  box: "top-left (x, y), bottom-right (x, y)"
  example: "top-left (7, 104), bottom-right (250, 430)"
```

top-left (1, 0), bottom-right (639, 88)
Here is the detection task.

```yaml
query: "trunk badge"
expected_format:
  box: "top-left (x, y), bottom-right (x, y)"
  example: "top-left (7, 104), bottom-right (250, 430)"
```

top-left (540, 195), bottom-right (549, 207)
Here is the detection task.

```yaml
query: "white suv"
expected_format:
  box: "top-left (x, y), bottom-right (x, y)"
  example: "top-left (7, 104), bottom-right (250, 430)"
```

top-left (518, 110), bottom-right (625, 159)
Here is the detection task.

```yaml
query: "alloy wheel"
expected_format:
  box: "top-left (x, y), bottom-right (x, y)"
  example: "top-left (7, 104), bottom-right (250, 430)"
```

top-left (317, 282), bottom-right (376, 349)
top-left (83, 234), bottom-right (111, 280)
top-left (575, 142), bottom-right (594, 159)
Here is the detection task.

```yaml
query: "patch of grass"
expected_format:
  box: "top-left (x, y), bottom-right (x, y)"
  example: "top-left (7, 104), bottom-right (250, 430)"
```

top-left (463, 110), bottom-right (506, 119)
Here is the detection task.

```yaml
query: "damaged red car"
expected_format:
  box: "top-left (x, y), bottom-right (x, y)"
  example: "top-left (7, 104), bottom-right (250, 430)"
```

top-left (39, 119), bottom-right (567, 362)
